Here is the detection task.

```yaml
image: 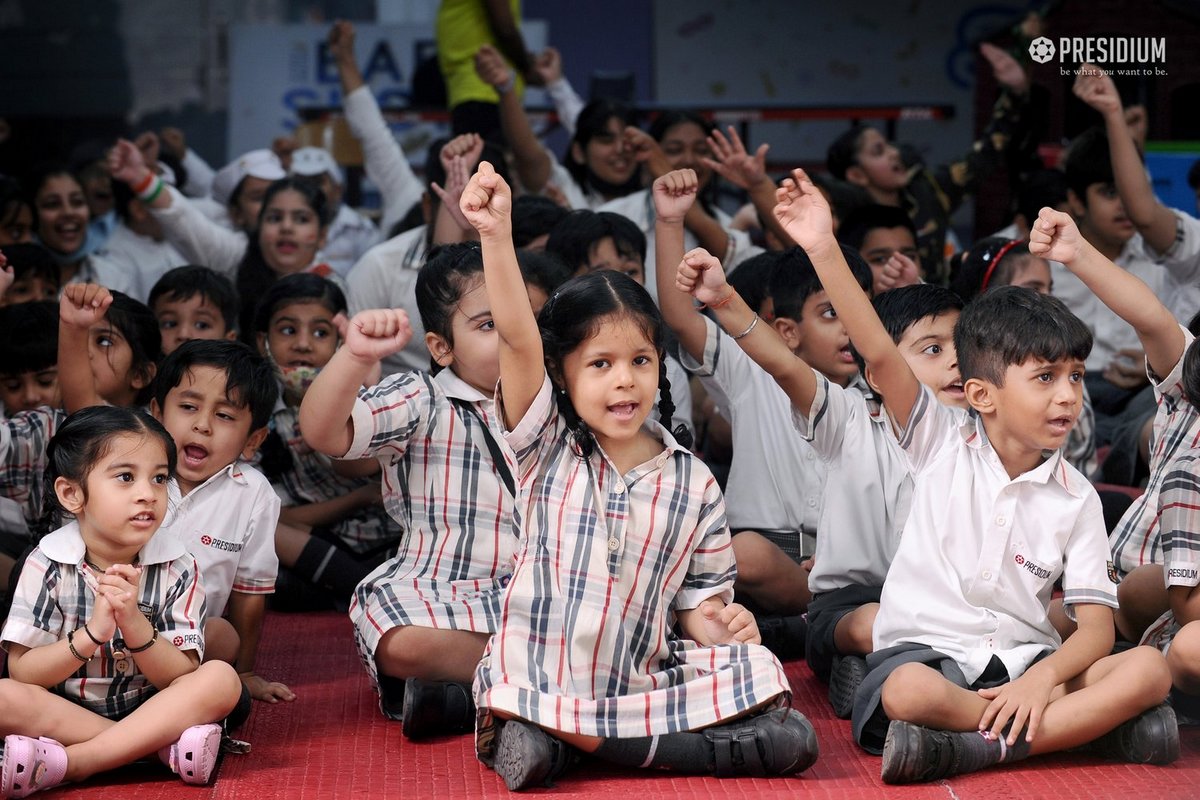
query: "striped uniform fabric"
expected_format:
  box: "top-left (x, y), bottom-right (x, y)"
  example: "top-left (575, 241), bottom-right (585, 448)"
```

top-left (1, 522), bottom-right (206, 719)
top-left (1110, 328), bottom-right (1200, 577)
top-left (1140, 450), bottom-right (1200, 651)
top-left (347, 369), bottom-right (518, 688)
top-left (0, 406), bottom-right (66, 529)
top-left (474, 376), bottom-right (790, 755)
top-left (271, 404), bottom-right (401, 555)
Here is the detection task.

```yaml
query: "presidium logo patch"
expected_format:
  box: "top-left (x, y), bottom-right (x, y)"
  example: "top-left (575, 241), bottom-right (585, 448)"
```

top-left (1014, 553), bottom-right (1051, 579)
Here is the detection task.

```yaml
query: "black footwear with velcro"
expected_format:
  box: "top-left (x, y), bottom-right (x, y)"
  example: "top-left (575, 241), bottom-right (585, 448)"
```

top-left (400, 678), bottom-right (475, 740)
top-left (703, 708), bottom-right (819, 776)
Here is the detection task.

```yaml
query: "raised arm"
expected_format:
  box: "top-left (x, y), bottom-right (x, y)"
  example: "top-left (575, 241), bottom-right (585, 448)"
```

top-left (653, 170), bottom-right (709, 362)
top-left (1029, 207), bottom-right (1183, 377)
top-left (58, 283), bottom-right (112, 411)
top-left (702, 126), bottom-right (792, 247)
top-left (533, 47), bottom-right (584, 137)
top-left (676, 246), bottom-right (818, 412)
top-left (482, 0), bottom-right (536, 82)
top-left (1074, 64), bottom-right (1177, 254)
top-left (775, 169), bottom-right (921, 425)
top-left (460, 162), bottom-right (542, 428)
top-left (299, 308), bottom-right (413, 457)
top-left (430, 135), bottom-right (483, 245)
top-left (476, 44), bottom-right (553, 194)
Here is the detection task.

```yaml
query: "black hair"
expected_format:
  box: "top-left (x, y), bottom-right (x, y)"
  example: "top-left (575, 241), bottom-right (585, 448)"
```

top-left (517, 249), bottom-right (572, 299)
top-left (414, 241), bottom-right (486, 355)
top-left (564, 99), bottom-right (642, 199)
top-left (422, 138), bottom-right (511, 251)
top-left (0, 300), bottom-right (58, 376)
top-left (807, 171), bottom-right (872, 229)
top-left (544, 210), bottom-right (646, 274)
top-left (104, 291), bottom-right (163, 405)
top-left (1063, 126), bottom-right (1117, 205)
top-left (837, 204), bottom-right (917, 251)
top-left (235, 176), bottom-right (330, 341)
top-left (769, 245), bottom-right (872, 323)
top-left (950, 237), bottom-right (1038, 302)
top-left (1, 175), bottom-right (31, 241)
top-left (537, 270), bottom-right (691, 458)
top-left (1188, 159), bottom-right (1200, 192)
top-left (152, 339), bottom-right (279, 432)
top-left (1016, 169), bottom-right (1069, 226)
top-left (149, 265), bottom-right (240, 334)
top-left (826, 125), bottom-right (871, 181)
top-left (1183, 337), bottom-right (1200, 416)
top-left (513, 195), bottom-right (570, 249)
top-left (0, 242), bottom-right (59, 293)
top-left (954, 286), bottom-right (1092, 387)
top-left (111, 173), bottom-right (137, 223)
top-left (727, 251), bottom-right (782, 318)
top-left (38, 406), bottom-right (177, 535)
top-left (251, 271), bottom-right (347, 339)
top-left (649, 110), bottom-right (718, 210)
top-left (850, 280), bottom-right (965, 381)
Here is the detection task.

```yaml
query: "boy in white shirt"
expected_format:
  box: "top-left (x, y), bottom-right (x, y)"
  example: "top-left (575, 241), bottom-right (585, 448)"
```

top-left (775, 169), bottom-right (1177, 783)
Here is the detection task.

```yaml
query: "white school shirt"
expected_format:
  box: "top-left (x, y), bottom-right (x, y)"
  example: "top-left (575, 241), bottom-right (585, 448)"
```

top-left (598, 189), bottom-right (763, 304)
top-left (158, 461), bottom-right (280, 618)
top-left (342, 86), bottom-right (424, 237)
top-left (1051, 233), bottom-right (1166, 372)
top-left (544, 158), bottom-right (610, 211)
top-left (345, 224), bottom-right (430, 375)
top-left (680, 315), bottom-right (824, 547)
top-left (873, 385), bottom-right (1119, 683)
top-left (1142, 209), bottom-right (1200, 325)
top-left (793, 372), bottom-right (914, 594)
top-left (322, 203), bottom-right (384, 277)
top-left (149, 185), bottom-right (247, 280)
top-left (99, 222), bottom-right (188, 303)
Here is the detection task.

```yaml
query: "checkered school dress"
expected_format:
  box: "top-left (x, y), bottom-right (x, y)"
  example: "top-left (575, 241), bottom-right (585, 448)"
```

top-left (272, 404), bottom-right (401, 555)
top-left (1110, 328), bottom-right (1200, 577)
top-left (1, 522), bottom-right (206, 719)
top-left (346, 369), bottom-right (518, 687)
top-left (0, 406), bottom-right (65, 531)
top-left (474, 377), bottom-right (790, 754)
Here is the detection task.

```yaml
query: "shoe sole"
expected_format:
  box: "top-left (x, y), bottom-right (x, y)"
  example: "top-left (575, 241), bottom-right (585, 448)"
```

top-left (881, 721), bottom-right (927, 784)
top-left (494, 722), bottom-right (552, 791)
top-left (173, 724), bottom-right (222, 785)
top-left (775, 710), bottom-right (820, 773)
top-left (1125, 705), bottom-right (1181, 765)
top-left (828, 657), bottom-right (866, 720)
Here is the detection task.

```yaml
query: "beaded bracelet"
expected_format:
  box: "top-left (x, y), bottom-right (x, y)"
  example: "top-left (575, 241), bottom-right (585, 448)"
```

top-left (67, 629), bottom-right (93, 662)
top-left (730, 314), bottom-right (759, 341)
top-left (83, 621), bottom-right (104, 646)
top-left (138, 175), bottom-right (165, 205)
top-left (126, 627), bottom-right (158, 654)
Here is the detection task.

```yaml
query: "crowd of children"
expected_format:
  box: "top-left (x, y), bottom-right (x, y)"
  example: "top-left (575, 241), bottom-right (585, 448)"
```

top-left (2, 14), bottom-right (1200, 796)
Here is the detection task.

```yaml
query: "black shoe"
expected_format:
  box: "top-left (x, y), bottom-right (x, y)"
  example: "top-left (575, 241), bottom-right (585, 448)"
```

top-left (494, 720), bottom-right (575, 791)
top-left (377, 675), bottom-right (407, 721)
top-left (703, 708), bottom-right (819, 777)
top-left (757, 614), bottom-right (807, 661)
top-left (401, 678), bottom-right (475, 740)
top-left (881, 721), bottom-right (1013, 784)
top-left (1084, 703), bottom-right (1179, 765)
top-left (828, 655), bottom-right (867, 720)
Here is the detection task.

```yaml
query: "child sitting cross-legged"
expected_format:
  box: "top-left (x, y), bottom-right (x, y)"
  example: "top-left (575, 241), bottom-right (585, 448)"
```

top-left (773, 169), bottom-right (1177, 783)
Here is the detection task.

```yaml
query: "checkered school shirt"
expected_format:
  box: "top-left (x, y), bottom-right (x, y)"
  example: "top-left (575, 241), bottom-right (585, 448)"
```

top-left (1110, 327), bottom-right (1200, 577)
top-left (272, 403), bottom-right (400, 555)
top-left (0, 406), bottom-right (66, 530)
top-left (345, 368), bottom-right (518, 686)
top-left (1, 522), bottom-right (206, 718)
top-left (475, 376), bottom-right (790, 741)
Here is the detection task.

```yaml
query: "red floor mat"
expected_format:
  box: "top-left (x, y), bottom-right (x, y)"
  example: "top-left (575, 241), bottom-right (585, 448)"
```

top-left (42, 612), bottom-right (1200, 799)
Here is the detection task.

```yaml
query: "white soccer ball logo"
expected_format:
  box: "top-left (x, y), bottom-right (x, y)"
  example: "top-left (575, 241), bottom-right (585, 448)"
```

top-left (1029, 37), bottom-right (1055, 64)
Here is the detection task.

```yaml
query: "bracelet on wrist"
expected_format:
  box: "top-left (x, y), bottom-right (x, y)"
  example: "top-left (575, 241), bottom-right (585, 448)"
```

top-left (83, 621), bottom-right (104, 646)
top-left (67, 629), bottom-right (93, 662)
top-left (496, 71), bottom-right (516, 95)
top-left (704, 291), bottom-right (735, 310)
top-left (729, 314), bottom-right (760, 341)
top-left (131, 171), bottom-right (156, 195)
top-left (138, 175), bottom-right (165, 204)
top-left (126, 627), bottom-right (159, 654)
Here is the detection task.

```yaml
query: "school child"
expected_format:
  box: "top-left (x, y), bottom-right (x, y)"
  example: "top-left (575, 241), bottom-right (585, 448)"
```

top-left (653, 170), bottom-right (868, 633)
top-left (836, 204), bottom-right (923, 295)
top-left (289, 146), bottom-right (382, 276)
top-left (206, 149), bottom-right (287, 233)
top-left (0, 243), bottom-right (59, 306)
top-left (512, 195), bottom-right (570, 251)
top-left (774, 170), bottom-right (1176, 782)
top-left (252, 274), bottom-right (400, 605)
top-left (825, 44), bottom-right (1031, 280)
top-left (0, 177), bottom-right (33, 247)
top-left (147, 338), bottom-right (291, 708)
top-left (670, 182), bottom-right (966, 723)
top-left (0, 406), bottom-right (242, 796)
top-left (460, 161), bottom-right (814, 791)
top-left (100, 175), bottom-right (189, 303)
top-left (147, 266), bottom-right (240, 356)
top-left (300, 241), bottom-right (543, 740)
top-left (0, 301), bottom-right (59, 415)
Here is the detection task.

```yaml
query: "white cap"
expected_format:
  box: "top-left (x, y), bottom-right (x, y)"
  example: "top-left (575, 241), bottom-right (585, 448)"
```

top-left (290, 146), bottom-right (343, 186)
top-left (211, 149), bottom-right (287, 206)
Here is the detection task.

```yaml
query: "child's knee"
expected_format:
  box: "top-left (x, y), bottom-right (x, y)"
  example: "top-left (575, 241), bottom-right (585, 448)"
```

top-left (1123, 645), bottom-right (1173, 700)
top-left (731, 533), bottom-right (774, 584)
top-left (191, 660), bottom-right (243, 717)
top-left (1168, 623), bottom-right (1200, 686)
top-left (376, 626), bottom-right (436, 677)
top-left (203, 617), bottom-right (241, 664)
top-left (844, 605), bottom-right (877, 651)
top-left (880, 663), bottom-right (939, 720)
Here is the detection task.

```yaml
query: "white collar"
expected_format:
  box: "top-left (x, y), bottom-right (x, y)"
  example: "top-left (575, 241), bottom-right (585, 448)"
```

top-left (434, 368), bottom-right (491, 403)
top-left (958, 413), bottom-right (1081, 497)
top-left (39, 519), bottom-right (187, 566)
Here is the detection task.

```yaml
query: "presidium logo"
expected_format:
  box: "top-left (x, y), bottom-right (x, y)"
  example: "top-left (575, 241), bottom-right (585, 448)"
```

top-left (1028, 36), bottom-right (1168, 76)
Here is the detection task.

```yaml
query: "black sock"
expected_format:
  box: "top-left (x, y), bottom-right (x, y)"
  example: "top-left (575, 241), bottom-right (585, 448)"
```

top-left (292, 537), bottom-right (371, 598)
top-left (593, 732), bottom-right (711, 772)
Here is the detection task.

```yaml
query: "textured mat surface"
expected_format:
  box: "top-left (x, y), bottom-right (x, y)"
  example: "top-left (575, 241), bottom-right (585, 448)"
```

top-left (44, 611), bottom-right (1200, 798)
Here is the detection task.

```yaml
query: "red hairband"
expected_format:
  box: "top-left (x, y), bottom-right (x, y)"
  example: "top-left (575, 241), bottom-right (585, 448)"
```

top-left (979, 239), bottom-right (1024, 291)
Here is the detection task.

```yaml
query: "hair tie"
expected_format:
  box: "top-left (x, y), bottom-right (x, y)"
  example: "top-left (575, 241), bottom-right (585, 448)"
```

top-left (980, 239), bottom-right (1024, 291)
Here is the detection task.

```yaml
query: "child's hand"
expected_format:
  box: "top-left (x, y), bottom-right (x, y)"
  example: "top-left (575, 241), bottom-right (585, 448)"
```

top-left (675, 247), bottom-right (731, 307)
top-left (87, 591), bottom-right (118, 642)
top-left (1104, 348), bottom-right (1149, 389)
top-left (431, 155), bottom-right (475, 232)
top-left (975, 668), bottom-right (1056, 745)
top-left (876, 250), bottom-right (921, 292)
top-left (243, 671), bottom-right (297, 703)
top-left (343, 309), bottom-right (413, 363)
top-left (98, 564), bottom-right (144, 628)
top-left (532, 46), bottom-right (563, 86)
top-left (327, 19), bottom-right (356, 65)
top-left (474, 44), bottom-right (513, 89)
top-left (1028, 207), bottom-right (1085, 265)
top-left (107, 138), bottom-right (151, 187)
top-left (158, 127), bottom-right (187, 160)
top-left (697, 599), bottom-right (761, 645)
top-left (702, 126), bottom-right (769, 191)
top-left (773, 169), bottom-right (835, 253)
top-left (1073, 64), bottom-right (1122, 117)
top-left (623, 126), bottom-right (670, 178)
top-left (272, 136), bottom-right (300, 171)
top-left (980, 42), bottom-right (1029, 96)
top-left (440, 133), bottom-right (484, 174)
top-left (134, 131), bottom-right (161, 172)
top-left (60, 283), bottom-right (113, 330)
top-left (460, 161), bottom-right (513, 238)
top-left (652, 169), bottom-right (698, 224)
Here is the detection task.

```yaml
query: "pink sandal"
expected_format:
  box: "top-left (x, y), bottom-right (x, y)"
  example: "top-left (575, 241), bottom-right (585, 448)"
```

top-left (1, 736), bottom-right (67, 799)
top-left (158, 724), bottom-right (222, 786)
